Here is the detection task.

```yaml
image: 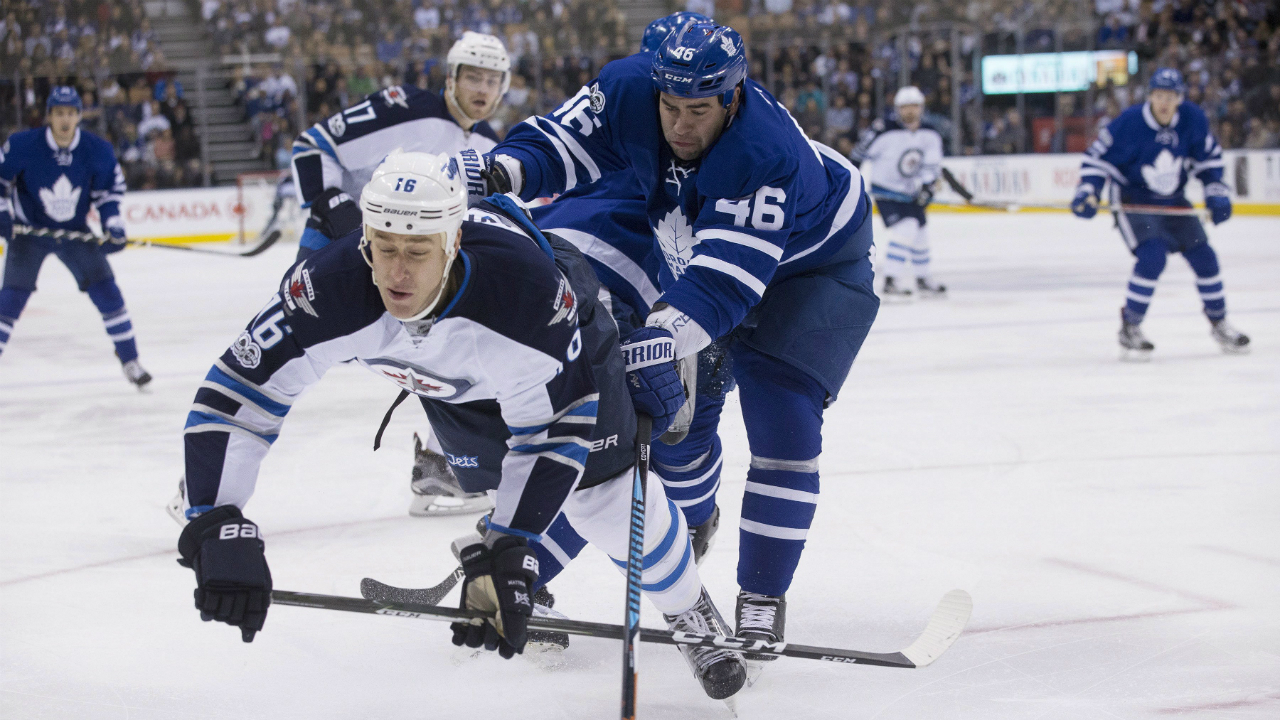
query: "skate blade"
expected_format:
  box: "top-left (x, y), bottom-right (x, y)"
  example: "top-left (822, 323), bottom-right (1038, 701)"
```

top-left (1119, 348), bottom-right (1153, 362)
top-left (1218, 343), bottom-right (1251, 355)
top-left (880, 294), bottom-right (915, 304)
top-left (744, 660), bottom-right (767, 687)
top-left (917, 290), bottom-right (947, 300)
top-left (722, 696), bottom-right (739, 717)
top-left (409, 494), bottom-right (495, 517)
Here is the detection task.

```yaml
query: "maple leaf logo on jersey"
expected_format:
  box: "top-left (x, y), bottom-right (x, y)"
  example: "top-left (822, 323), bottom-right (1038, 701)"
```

top-left (655, 207), bottom-right (697, 278)
top-left (39, 175), bottom-right (81, 222)
top-left (1141, 149), bottom-right (1182, 197)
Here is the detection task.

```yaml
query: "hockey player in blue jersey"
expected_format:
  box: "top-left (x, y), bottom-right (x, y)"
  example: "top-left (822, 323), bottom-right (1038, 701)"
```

top-left (472, 21), bottom-right (879, 658)
top-left (851, 86), bottom-right (946, 299)
top-left (0, 87), bottom-right (151, 387)
top-left (289, 32), bottom-right (509, 518)
top-left (175, 151), bottom-right (746, 699)
top-left (1072, 68), bottom-right (1249, 359)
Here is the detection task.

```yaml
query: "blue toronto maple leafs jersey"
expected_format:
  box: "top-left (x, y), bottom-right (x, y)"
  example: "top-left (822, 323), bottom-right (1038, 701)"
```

top-left (291, 85), bottom-right (500, 207)
top-left (0, 127), bottom-right (125, 232)
top-left (1079, 100), bottom-right (1224, 206)
top-left (494, 52), bottom-right (870, 341)
top-left (183, 201), bottom-right (635, 540)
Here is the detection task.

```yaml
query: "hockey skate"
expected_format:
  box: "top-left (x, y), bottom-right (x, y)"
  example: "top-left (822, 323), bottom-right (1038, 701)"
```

top-left (736, 591), bottom-right (786, 664)
top-left (122, 359), bottom-right (152, 389)
top-left (664, 588), bottom-right (747, 700)
top-left (690, 504), bottom-right (719, 565)
top-left (916, 277), bottom-right (947, 298)
top-left (881, 275), bottom-right (913, 301)
top-left (1118, 309), bottom-right (1154, 362)
top-left (409, 433), bottom-right (493, 516)
top-left (1210, 318), bottom-right (1251, 354)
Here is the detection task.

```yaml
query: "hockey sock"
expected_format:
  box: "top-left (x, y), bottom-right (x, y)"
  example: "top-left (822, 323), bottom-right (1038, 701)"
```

top-left (0, 288), bottom-right (32, 357)
top-left (881, 219), bottom-right (919, 279)
top-left (1124, 240), bottom-right (1168, 324)
top-left (651, 391), bottom-right (726, 527)
top-left (734, 349), bottom-right (826, 597)
top-left (909, 223), bottom-right (930, 276)
top-left (1183, 243), bottom-right (1226, 320)
top-left (531, 513), bottom-right (587, 591)
top-left (86, 279), bottom-right (138, 363)
top-left (606, 484), bottom-right (700, 615)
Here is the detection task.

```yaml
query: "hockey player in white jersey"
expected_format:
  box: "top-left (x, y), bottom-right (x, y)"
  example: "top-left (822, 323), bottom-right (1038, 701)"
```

top-left (0, 87), bottom-right (151, 387)
top-left (289, 31), bottom-right (510, 517)
top-left (1071, 68), bottom-right (1249, 358)
top-left (851, 86), bottom-right (946, 299)
top-left (174, 151), bottom-right (746, 699)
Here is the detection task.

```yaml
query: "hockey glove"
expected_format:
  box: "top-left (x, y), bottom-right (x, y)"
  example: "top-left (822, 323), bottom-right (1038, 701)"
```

top-left (177, 505), bottom-right (272, 643)
top-left (1204, 182), bottom-right (1232, 225)
top-left (913, 183), bottom-right (935, 207)
top-left (1070, 186), bottom-right (1099, 219)
top-left (451, 536), bottom-right (538, 659)
top-left (620, 326), bottom-right (685, 440)
top-left (304, 187), bottom-right (362, 246)
top-left (102, 215), bottom-right (127, 254)
top-left (0, 204), bottom-right (12, 244)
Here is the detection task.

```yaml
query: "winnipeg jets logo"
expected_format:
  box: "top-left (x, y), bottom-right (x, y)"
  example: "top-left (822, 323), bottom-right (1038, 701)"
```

top-left (39, 175), bottom-right (81, 222)
top-left (897, 148), bottom-right (924, 178)
top-left (655, 207), bottom-right (697, 278)
top-left (364, 358), bottom-right (473, 400)
top-left (665, 160), bottom-right (693, 194)
top-left (1141, 149), bottom-right (1182, 197)
top-left (381, 85), bottom-right (409, 108)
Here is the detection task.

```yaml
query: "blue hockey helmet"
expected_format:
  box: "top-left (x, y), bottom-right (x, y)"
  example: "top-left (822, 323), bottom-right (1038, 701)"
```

top-left (640, 11), bottom-right (712, 53)
top-left (46, 86), bottom-right (83, 113)
top-left (1148, 67), bottom-right (1186, 95)
top-left (651, 22), bottom-right (747, 108)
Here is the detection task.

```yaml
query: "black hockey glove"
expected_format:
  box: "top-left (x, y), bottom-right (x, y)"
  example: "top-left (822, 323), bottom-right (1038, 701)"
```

top-left (451, 535), bottom-right (538, 659)
top-left (620, 326), bottom-right (685, 439)
top-left (913, 183), bottom-right (935, 207)
top-left (177, 505), bottom-right (272, 643)
top-left (304, 187), bottom-right (362, 242)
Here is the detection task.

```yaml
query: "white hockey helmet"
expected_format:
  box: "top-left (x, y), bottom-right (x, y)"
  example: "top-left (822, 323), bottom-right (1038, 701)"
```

top-left (894, 85), bottom-right (926, 107)
top-left (359, 150), bottom-right (469, 320)
top-left (447, 31), bottom-right (511, 97)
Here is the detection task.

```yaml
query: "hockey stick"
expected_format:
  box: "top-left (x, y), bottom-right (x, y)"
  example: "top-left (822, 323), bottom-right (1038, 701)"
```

top-left (13, 224), bottom-right (282, 257)
top-left (360, 567), bottom-right (463, 606)
top-left (623, 414), bottom-right (652, 720)
top-left (932, 171), bottom-right (1208, 217)
top-left (271, 588), bottom-right (972, 668)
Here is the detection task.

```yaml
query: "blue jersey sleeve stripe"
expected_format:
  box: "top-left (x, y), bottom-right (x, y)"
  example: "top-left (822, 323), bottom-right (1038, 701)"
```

top-left (510, 441), bottom-right (591, 466)
top-left (506, 397), bottom-right (600, 436)
top-left (184, 411), bottom-right (280, 444)
top-left (481, 520), bottom-right (543, 543)
top-left (304, 127), bottom-right (339, 160)
top-left (205, 365), bottom-right (292, 417)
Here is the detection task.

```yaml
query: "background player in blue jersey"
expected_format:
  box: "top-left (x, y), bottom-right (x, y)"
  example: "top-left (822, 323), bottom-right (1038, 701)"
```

top-left (1072, 68), bottom-right (1250, 359)
top-left (851, 86), bottom-right (947, 300)
top-left (289, 32), bottom-right (510, 518)
top-left (0, 87), bottom-right (151, 387)
top-left (472, 22), bottom-right (879, 660)
top-left (175, 151), bottom-right (746, 699)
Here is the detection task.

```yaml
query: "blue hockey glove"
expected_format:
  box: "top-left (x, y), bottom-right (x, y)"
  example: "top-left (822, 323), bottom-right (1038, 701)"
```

top-left (177, 505), bottom-right (272, 643)
top-left (102, 216), bottom-right (127, 254)
top-left (1204, 183), bottom-right (1232, 225)
top-left (457, 149), bottom-right (519, 197)
top-left (620, 326), bottom-right (685, 440)
top-left (1070, 186), bottom-right (1099, 219)
top-left (452, 535), bottom-right (538, 659)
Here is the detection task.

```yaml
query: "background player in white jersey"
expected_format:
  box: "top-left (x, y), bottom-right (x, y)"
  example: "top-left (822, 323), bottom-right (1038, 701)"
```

top-left (289, 31), bottom-right (507, 262)
top-left (851, 86), bottom-right (946, 299)
top-left (289, 31), bottom-right (510, 517)
top-left (0, 87), bottom-right (151, 387)
top-left (175, 151), bottom-right (746, 699)
top-left (1071, 68), bottom-right (1249, 359)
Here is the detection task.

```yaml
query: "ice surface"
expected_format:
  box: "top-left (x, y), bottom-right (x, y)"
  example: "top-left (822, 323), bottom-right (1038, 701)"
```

top-left (2, 213), bottom-right (1277, 719)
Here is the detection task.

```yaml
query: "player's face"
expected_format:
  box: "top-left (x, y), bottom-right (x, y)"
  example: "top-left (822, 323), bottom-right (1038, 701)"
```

top-left (1149, 89), bottom-right (1180, 125)
top-left (659, 91), bottom-right (735, 161)
top-left (451, 66), bottom-right (504, 120)
top-left (368, 228), bottom-right (455, 319)
top-left (47, 106), bottom-right (82, 145)
top-left (897, 103), bottom-right (922, 128)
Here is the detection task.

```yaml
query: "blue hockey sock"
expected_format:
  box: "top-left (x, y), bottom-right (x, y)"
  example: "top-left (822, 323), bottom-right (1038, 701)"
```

top-left (1183, 243), bottom-right (1226, 320)
top-left (531, 512), bottom-right (587, 591)
top-left (0, 288), bottom-right (32, 356)
top-left (734, 348), bottom-right (826, 597)
top-left (651, 390), bottom-right (726, 528)
top-left (86, 279), bottom-right (138, 363)
top-left (1124, 240), bottom-right (1168, 324)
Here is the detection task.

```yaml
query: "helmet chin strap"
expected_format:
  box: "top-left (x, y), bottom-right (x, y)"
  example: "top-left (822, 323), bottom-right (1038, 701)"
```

top-left (361, 228), bottom-right (461, 323)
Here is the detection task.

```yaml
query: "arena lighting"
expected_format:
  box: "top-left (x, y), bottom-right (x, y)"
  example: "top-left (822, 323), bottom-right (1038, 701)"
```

top-left (982, 50), bottom-right (1140, 94)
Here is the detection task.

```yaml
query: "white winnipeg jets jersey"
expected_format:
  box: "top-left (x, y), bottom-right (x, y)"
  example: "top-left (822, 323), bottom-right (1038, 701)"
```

top-left (851, 118), bottom-right (944, 197)
top-left (290, 85), bottom-right (500, 207)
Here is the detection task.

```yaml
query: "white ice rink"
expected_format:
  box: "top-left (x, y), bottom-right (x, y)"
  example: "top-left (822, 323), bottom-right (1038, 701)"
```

top-left (2, 212), bottom-right (1277, 719)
